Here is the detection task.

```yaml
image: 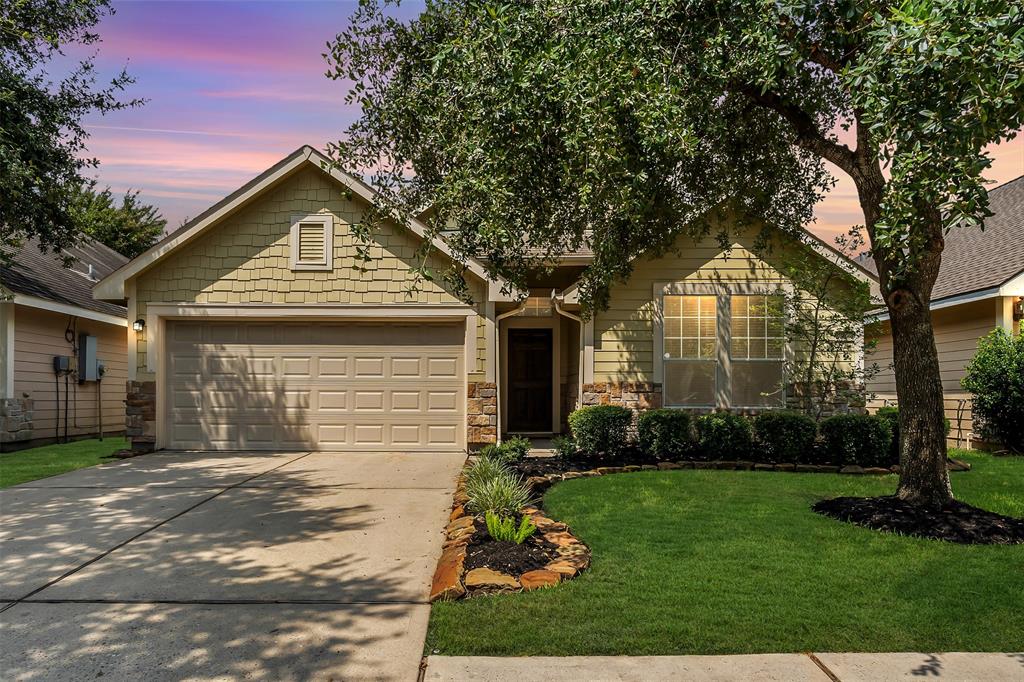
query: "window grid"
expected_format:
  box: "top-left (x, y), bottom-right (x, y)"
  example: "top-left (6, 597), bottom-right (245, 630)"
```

top-left (663, 295), bottom-right (717, 360)
top-left (730, 295), bottom-right (785, 360)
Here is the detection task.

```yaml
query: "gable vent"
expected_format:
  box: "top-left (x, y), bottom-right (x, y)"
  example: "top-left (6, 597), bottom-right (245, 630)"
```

top-left (290, 214), bottom-right (333, 271)
top-left (298, 222), bottom-right (326, 262)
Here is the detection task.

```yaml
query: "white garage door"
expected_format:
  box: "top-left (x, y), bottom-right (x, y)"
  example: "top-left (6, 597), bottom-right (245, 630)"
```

top-left (165, 321), bottom-right (465, 451)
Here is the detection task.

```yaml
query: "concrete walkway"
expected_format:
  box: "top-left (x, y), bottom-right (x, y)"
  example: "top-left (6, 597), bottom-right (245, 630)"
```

top-left (425, 653), bottom-right (1024, 681)
top-left (0, 449), bottom-right (466, 681)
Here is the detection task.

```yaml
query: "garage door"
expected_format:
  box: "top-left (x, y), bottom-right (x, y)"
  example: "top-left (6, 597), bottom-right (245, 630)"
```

top-left (165, 321), bottom-right (465, 451)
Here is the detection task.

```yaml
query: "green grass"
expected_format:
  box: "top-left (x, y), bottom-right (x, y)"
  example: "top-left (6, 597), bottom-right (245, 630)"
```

top-left (427, 450), bottom-right (1024, 655)
top-left (0, 437), bottom-right (128, 488)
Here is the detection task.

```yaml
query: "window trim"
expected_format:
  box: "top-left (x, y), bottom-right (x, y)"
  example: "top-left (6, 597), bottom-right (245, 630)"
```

top-left (289, 214), bottom-right (334, 271)
top-left (653, 282), bottom-right (792, 410)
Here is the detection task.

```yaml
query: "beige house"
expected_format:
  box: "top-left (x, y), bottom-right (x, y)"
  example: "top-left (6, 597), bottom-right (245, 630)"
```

top-left (94, 146), bottom-right (872, 453)
top-left (866, 175), bottom-right (1024, 447)
top-left (1, 238), bottom-right (128, 450)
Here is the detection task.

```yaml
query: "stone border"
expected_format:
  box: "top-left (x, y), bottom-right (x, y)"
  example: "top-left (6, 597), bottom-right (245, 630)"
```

top-left (429, 475), bottom-right (591, 602)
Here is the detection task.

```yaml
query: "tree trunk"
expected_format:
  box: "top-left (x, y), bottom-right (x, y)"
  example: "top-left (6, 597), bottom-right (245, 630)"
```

top-left (854, 160), bottom-right (953, 507)
top-left (887, 290), bottom-right (953, 507)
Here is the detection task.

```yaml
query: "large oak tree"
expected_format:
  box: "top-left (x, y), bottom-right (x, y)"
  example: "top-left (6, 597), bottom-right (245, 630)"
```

top-left (327, 0), bottom-right (1024, 507)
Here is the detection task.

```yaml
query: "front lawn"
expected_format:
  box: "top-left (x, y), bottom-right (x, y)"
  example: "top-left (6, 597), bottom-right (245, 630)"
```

top-left (0, 437), bottom-right (128, 488)
top-left (427, 450), bottom-right (1024, 655)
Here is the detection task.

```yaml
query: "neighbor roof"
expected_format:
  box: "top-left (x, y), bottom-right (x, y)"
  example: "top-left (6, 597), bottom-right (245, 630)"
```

top-left (2, 237), bottom-right (128, 318)
top-left (858, 175), bottom-right (1024, 303)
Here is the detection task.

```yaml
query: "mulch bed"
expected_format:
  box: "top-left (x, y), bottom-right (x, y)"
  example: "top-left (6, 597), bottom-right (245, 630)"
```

top-left (463, 522), bottom-right (560, 575)
top-left (813, 495), bottom-right (1024, 545)
top-left (509, 451), bottom-right (657, 478)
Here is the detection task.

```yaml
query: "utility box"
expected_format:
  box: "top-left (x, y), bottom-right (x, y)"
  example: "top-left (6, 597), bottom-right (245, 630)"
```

top-left (53, 355), bottom-right (72, 373)
top-left (78, 334), bottom-right (98, 382)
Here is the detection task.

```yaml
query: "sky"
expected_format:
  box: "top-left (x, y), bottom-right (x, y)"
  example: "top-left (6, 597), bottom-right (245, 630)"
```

top-left (76, 1), bottom-right (1023, 242)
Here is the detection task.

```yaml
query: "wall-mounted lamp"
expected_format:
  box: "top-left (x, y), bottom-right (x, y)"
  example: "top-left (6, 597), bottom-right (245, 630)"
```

top-left (132, 319), bottom-right (146, 333)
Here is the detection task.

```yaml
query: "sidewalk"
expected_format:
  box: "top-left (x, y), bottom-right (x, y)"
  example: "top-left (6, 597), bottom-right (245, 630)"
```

top-left (424, 652), bottom-right (1024, 681)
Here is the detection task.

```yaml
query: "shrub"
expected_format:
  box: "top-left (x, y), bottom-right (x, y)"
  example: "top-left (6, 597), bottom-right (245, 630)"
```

top-left (485, 510), bottom-right (537, 544)
top-left (464, 468), bottom-right (532, 516)
top-left (478, 437), bottom-right (532, 465)
top-left (500, 436), bottom-right (532, 463)
top-left (876, 405), bottom-right (951, 464)
top-left (695, 412), bottom-right (753, 461)
top-left (752, 411), bottom-right (818, 463)
top-left (819, 413), bottom-right (892, 467)
top-left (567, 405), bottom-right (632, 456)
top-left (962, 328), bottom-right (1024, 453)
top-left (636, 409), bottom-right (694, 459)
top-left (552, 435), bottom-right (579, 458)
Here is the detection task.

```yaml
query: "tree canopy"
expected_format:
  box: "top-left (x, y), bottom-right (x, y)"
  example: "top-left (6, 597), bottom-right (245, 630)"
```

top-left (1, 0), bottom-right (138, 259)
top-left (72, 180), bottom-right (167, 258)
top-left (329, 0), bottom-right (1024, 507)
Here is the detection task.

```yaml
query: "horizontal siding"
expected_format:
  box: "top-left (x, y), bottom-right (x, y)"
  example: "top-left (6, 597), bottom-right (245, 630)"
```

top-left (12, 305), bottom-right (127, 438)
top-left (866, 299), bottom-right (995, 394)
top-left (593, 230), bottom-right (802, 384)
top-left (867, 393), bottom-right (976, 449)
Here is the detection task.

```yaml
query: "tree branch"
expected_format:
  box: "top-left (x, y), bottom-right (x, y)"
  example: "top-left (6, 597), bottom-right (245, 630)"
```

top-left (733, 83), bottom-right (857, 175)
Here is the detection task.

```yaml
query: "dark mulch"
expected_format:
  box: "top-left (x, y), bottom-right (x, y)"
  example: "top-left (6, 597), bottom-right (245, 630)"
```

top-left (463, 520), bottom-right (560, 575)
top-left (508, 450), bottom-right (657, 478)
top-left (813, 495), bottom-right (1024, 545)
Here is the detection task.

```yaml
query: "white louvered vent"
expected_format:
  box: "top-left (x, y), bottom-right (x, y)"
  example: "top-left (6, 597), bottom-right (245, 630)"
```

top-left (290, 214), bottom-right (333, 270)
top-left (298, 222), bottom-right (326, 263)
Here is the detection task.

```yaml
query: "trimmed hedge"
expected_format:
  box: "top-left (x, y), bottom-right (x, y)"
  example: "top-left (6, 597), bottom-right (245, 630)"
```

top-left (568, 405), bottom-right (632, 457)
top-left (753, 411), bottom-right (818, 464)
top-left (637, 409), bottom-right (694, 459)
top-left (820, 414), bottom-right (892, 467)
top-left (695, 412), bottom-right (753, 461)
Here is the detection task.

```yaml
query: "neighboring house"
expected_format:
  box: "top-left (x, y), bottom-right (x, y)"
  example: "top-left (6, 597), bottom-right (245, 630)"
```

top-left (1, 238), bottom-right (129, 450)
top-left (865, 175), bottom-right (1024, 448)
top-left (94, 146), bottom-right (872, 454)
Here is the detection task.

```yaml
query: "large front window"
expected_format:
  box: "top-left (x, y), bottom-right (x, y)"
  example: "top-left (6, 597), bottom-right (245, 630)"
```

top-left (662, 292), bottom-right (785, 408)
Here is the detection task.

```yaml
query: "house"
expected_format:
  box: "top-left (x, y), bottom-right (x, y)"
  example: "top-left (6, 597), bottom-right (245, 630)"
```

top-left (94, 146), bottom-right (872, 453)
top-left (865, 175), bottom-right (1024, 447)
top-left (1, 237), bottom-right (129, 450)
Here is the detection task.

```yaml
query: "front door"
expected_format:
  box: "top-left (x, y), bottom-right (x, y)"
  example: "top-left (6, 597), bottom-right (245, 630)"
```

top-left (507, 328), bottom-right (553, 433)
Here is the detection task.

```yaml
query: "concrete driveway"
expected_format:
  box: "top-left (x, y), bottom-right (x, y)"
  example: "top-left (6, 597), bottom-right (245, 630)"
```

top-left (0, 450), bottom-right (466, 681)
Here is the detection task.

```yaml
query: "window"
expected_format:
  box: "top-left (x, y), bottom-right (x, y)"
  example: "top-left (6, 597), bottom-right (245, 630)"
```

top-left (289, 214), bottom-right (333, 271)
top-left (663, 295), bottom-right (717, 406)
top-left (730, 295), bottom-right (785, 407)
top-left (660, 291), bottom-right (787, 409)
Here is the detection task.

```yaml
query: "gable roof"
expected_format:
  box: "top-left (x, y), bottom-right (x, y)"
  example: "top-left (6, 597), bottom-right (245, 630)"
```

top-left (94, 145), bottom-right (508, 301)
top-left (2, 237), bottom-right (128, 320)
top-left (859, 175), bottom-right (1024, 317)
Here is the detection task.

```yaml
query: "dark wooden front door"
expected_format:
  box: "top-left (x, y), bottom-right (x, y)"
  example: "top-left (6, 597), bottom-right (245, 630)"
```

top-left (507, 328), bottom-right (553, 432)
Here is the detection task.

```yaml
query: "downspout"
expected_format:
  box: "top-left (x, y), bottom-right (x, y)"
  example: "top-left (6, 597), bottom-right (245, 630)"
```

top-left (553, 294), bottom-right (585, 415)
top-left (494, 299), bottom-right (529, 443)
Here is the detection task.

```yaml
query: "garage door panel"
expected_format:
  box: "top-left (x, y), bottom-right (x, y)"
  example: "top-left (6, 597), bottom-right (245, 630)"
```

top-left (166, 321), bottom-right (465, 451)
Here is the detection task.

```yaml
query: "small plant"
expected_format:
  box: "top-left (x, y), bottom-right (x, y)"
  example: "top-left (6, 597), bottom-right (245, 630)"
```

top-left (499, 436), bottom-right (532, 463)
top-left (567, 405), bottom-right (632, 457)
top-left (485, 510), bottom-right (537, 544)
top-left (463, 454), bottom-right (509, 488)
top-left (962, 329), bottom-right (1024, 453)
top-left (552, 434), bottom-right (579, 458)
top-left (695, 412), bottom-right (753, 461)
top-left (752, 411), bottom-right (818, 463)
top-left (819, 413), bottom-right (892, 467)
top-left (465, 469), bottom-right (532, 516)
top-left (636, 409), bottom-right (694, 459)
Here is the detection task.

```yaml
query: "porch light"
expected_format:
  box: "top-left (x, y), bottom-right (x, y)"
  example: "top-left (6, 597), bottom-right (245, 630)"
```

top-left (132, 319), bottom-right (145, 332)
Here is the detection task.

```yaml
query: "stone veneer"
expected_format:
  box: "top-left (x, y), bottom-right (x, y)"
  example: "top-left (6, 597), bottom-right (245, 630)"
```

top-left (0, 396), bottom-right (34, 445)
top-left (125, 380), bottom-right (157, 452)
top-left (581, 382), bottom-right (662, 410)
top-left (467, 382), bottom-right (497, 446)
